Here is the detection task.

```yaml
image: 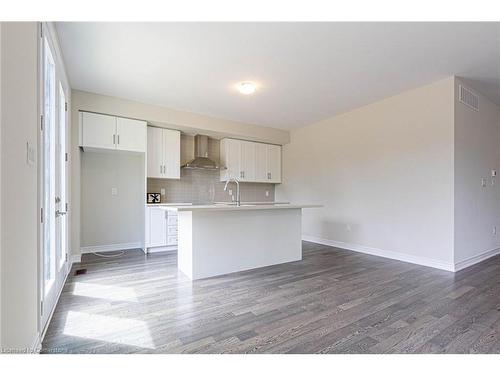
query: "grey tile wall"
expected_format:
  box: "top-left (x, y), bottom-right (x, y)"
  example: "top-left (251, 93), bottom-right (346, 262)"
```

top-left (147, 136), bottom-right (275, 204)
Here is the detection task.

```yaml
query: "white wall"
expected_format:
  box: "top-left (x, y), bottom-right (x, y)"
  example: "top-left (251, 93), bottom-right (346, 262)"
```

top-left (277, 77), bottom-right (456, 270)
top-left (0, 22), bottom-right (40, 350)
top-left (0, 21), bottom-right (3, 348)
top-left (454, 78), bottom-right (500, 267)
top-left (70, 90), bottom-right (290, 258)
top-left (80, 151), bottom-right (144, 250)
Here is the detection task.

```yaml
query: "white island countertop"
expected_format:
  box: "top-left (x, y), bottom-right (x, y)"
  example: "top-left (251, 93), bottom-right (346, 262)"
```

top-left (157, 203), bottom-right (321, 212)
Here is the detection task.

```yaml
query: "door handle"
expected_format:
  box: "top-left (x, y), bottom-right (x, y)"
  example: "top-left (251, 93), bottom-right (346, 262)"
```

top-left (56, 210), bottom-right (67, 217)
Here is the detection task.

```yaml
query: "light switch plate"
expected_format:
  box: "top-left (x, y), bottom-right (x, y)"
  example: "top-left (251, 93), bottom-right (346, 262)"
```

top-left (26, 142), bottom-right (36, 166)
top-left (161, 188), bottom-right (166, 196)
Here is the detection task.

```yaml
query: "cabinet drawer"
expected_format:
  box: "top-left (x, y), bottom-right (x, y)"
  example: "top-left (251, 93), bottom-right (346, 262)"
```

top-left (167, 235), bottom-right (178, 245)
top-left (167, 215), bottom-right (178, 225)
top-left (167, 225), bottom-right (178, 235)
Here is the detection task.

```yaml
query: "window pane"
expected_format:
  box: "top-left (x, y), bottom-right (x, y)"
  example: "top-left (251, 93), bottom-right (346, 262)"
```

top-left (58, 83), bottom-right (67, 269)
top-left (43, 37), bottom-right (56, 293)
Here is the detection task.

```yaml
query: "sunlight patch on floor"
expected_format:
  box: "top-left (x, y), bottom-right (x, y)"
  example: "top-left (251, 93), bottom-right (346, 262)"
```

top-left (72, 282), bottom-right (138, 302)
top-left (63, 311), bottom-right (155, 349)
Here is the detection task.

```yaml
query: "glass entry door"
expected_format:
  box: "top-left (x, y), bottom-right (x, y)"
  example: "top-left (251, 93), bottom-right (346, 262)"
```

top-left (41, 29), bottom-right (69, 330)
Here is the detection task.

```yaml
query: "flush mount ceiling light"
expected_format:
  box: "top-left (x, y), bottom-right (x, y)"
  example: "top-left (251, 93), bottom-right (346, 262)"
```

top-left (236, 81), bottom-right (257, 95)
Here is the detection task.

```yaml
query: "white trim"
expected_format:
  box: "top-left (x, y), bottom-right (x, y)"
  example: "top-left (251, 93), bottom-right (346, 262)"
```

top-left (80, 242), bottom-right (142, 254)
top-left (146, 246), bottom-right (177, 254)
top-left (302, 235), bottom-right (454, 272)
top-left (453, 247), bottom-right (500, 272)
top-left (38, 264), bottom-right (72, 352)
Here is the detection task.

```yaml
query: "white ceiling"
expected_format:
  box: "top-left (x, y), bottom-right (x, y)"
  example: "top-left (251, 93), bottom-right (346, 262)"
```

top-left (56, 22), bottom-right (500, 130)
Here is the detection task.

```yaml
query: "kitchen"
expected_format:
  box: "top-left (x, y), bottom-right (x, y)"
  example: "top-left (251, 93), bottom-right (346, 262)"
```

top-left (79, 110), bottom-right (318, 279)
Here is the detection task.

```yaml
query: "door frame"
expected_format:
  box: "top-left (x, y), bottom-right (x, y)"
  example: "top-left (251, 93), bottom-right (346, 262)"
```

top-left (37, 21), bottom-right (72, 341)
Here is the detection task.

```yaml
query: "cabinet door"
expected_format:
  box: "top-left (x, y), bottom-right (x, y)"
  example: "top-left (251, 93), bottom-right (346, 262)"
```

top-left (163, 128), bottom-right (181, 179)
top-left (81, 112), bottom-right (116, 150)
top-left (147, 126), bottom-right (164, 178)
top-left (267, 144), bottom-right (282, 183)
top-left (254, 142), bottom-right (268, 182)
top-left (147, 207), bottom-right (167, 247)
top-left (221, 138), bottom-right (241, 181)
top-left (116, 117), bottom-right (146, 152)
top-left (239, 141), bottom-right (256, 181)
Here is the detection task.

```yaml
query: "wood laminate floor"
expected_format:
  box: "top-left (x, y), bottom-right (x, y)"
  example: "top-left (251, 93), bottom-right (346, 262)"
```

top-left (41, 242), bottom-right (500, 354)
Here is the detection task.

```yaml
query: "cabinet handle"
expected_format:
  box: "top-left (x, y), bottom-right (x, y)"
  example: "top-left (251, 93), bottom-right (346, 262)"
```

top-left (113, 134), bottom-right (116, 144)
top-left (268, 172), bottom-right (271, 179)
top-left (117, 135), bottom-right (120, 144)
top-left (160, 165), bottom-right (163, 174)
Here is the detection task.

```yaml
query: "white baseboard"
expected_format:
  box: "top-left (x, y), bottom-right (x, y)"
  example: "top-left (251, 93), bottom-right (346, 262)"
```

top-left (302, 235), bottom-right (455, 272)
top-left (147, 246), bottom-right (177, 254)
top-left (80, 242), bottom-right (143, 254)
top-left (453, 247), bottom-right (500, 272)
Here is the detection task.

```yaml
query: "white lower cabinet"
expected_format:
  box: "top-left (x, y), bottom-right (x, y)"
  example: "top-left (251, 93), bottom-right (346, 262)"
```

top-left (145, 206), bottom-right (178, 252)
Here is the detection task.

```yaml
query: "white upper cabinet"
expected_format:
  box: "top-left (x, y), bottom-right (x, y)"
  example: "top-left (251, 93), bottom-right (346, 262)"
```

top-left (267, 144), bottom-right (282, 183)
top-left (147, 126), bottom-right (164, 178)
top-left (220, 138), bottom-right (241, 181)
top-left (240, 141), bottom-right (256, 181)
top-left (80, 112), bottom-right (146, 153)
top-left (80, 112), bottom-right (116, 150)
top-left (163, 128), bottom-right (181, 179)
top-left (220, 138), bottom-right (282, 183)
top-left (116, 117), bottom-right (147, 152)
top-left (255, 142), bottom-right (269, 182)
top-left (147, 126), bottom-right (180, 179)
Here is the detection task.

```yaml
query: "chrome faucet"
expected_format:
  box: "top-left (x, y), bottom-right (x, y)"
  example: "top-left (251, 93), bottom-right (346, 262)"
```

top-left (224, 177), bottom-right (240, 206)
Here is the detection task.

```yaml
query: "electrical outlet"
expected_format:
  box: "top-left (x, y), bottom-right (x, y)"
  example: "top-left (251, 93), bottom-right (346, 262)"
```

top-left (111, 187), bottom-right (118, 196)
top-left (265, 190), bottom-right (269, 197)
top-left (481, 178), bottom-right (487, 187)
top-left (161, 188), bottom-right (165, 196)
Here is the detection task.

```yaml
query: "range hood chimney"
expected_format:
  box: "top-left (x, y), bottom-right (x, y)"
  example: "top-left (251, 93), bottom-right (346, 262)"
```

top-left (182, 135), bottom-right (219, 170)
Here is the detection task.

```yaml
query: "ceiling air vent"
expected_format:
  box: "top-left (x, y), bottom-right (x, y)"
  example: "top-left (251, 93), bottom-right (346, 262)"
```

top-left (459, 84), bottom-right (479, 111)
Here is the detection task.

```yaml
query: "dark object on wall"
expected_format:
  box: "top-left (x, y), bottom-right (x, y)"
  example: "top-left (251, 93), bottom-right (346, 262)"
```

top-left (147, 193), bottom-right (161, 204)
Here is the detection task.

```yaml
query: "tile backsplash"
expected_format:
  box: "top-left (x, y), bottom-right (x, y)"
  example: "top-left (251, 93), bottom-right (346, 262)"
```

top-left (147, 136), bottom-right (275, 203)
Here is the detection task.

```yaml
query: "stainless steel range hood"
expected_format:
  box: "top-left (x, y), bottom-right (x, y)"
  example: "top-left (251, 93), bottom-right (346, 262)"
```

top-left (182, 134), bottom-right (219, 170)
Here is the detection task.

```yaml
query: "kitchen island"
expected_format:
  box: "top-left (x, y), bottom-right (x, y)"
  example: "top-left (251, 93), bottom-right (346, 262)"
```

top-left (159, 204), bottom-right (320, 280)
